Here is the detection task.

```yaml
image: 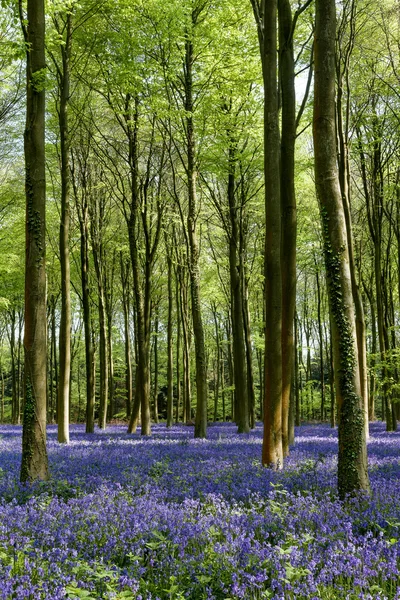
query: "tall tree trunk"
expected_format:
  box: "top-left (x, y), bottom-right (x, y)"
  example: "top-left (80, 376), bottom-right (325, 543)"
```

top-left (179, 266), bottom-right (191, 423)
top-left (294, 312), bottom-right (300, 427)
top-left (175, 267), bottom-right (181, 423)
top-left (17, 310), bottom-right (23, 422)
top-left (226, 317), bottom-right (234, 420)
top-left (185, 29), bottom-right (207, 439)
top-left (363, 279), bottom-right (376, 421)
top-left (20, 0), bottom-right (49, 482)
top-left (91, 229), bottom-right (108, 429)
top-left (153, 310), bottom-right (159, 424)
top-left (120, 255), bottom-right (133, 419)
top-left (336, 0), bottom-right (369, 440)
top-left (357, 118), bottom-right (392, 430)
top-left (212, 305), bottom-right (221, 422)
top-left (105, 256), bottom-right (115, 421)
top-left (243, 275), bottom-right (255, 429)
top-left (51, 300), bottom-right (58, 422)
top-left (57, 11), bottom-right (72, 444)
top-left (124, 97), bottom-right (158, 437)
top-left (166, 245), bottom-right (174, 428)
top-left (227, 144), bottom-right (249, 434)
top-left (315, 261), bottom-right (326, 421)
top-left (0, 370), bottom-right (4, 423)
top-left (313, 0), bottom-right (369, 497)
top-left (77, 193), bottom-right (95, 433)
top-left (252, 0), bottom-right (283, 467)
top-left (8, 310), bottom-right (17, 424)
top-left (278, 0), bottom-right (297, 457)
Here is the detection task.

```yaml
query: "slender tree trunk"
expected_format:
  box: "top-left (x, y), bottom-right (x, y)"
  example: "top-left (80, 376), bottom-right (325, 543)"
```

top-left (47, 304), bottom-right (53, 423)
top-left (212, 306), bottom-right (221, 422)
top-left (166, 247), bottom-right (174, 427)
top-left (243, 276), bottom-right (255, 429)
top-left (17, 311), bottom-right (23, 423)
top-left (153, 310), bottom-right (159, 424)
top-left (294, 312), bottom-right (300, 426)
top-left (336, 8), bottom-right (369, 440)
top-left (227, 144), bottom-right (249, 434)
top-left (9, 310), bottom-right (17, 424)
top-left (175, 268), bottom-right (181, 423)
top-left (20, 0), bottom-right (49, 482)
top-left (78, 197), bottom-right (95, 433)
top-left (121, 256), bottom-right (133, 419)
top-left (125, 98), bottom-right (153, 437)
top-left (91, 200), bottom-right (109, 430)
top-left (226, 317), bottom-right (234, 420)
top-left (105, 257), bottom-right (115, 421)
top-left (106, 302), bottom-right (114, 421)
top-left (315, 263), bottom-right (326, 420)
top-left (313, 0), bottom-right (369, 497)
top-left (278, 0), bottom-right (297, 457)
top-left (185, 31), bottom-right (207, 439)
top-left (0, 370), bottom-right (4, 423)
top-left (363, 280), bottom-right (376, 421)
top-left (221, 347), bottom-right (226, 421)
top-left (57, 12), bottom-right (72, 444)
top-left (179, 265), bottom-right (191, 423)
top-left (96, 282), bottom-right (108, 429)
top-left (258, 0), bottom-right (283, 467)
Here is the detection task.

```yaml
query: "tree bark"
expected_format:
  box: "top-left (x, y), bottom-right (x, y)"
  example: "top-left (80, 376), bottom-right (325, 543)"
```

top-left (227, 143), bottom-right (249, 434)
top-left (260, 0), bottom-right (283, 467)
top-left (313, 0), bottom-right (369, 497)
top-left (278, 0), bottom-right (297, 457)
top-left (152, 309), bottom-right (159, 424)
top-left (91, 194), bottom-right (108, 430)
top-left (56, 11), bottom-right (72, 444)
top-left (20, 0), bottom-right (49, 482)
top-left (166, 243), bottom-right (174, 428)
top-left (120, 256), bottom-right (133, 420)
top-left (73, 162), bottom-right (96, 434)
top-left (126, 98), bottom-right (151, 437)
top-left (185, 28), bottom-right (207, 439)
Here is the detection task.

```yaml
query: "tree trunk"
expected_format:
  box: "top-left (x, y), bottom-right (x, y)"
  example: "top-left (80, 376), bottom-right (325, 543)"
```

top-left (315, 261), bottom-right (326, 421)
top-left (78, 192), bottom-right (95, 433)
top-left (20, 0), bottom-right (49, 482)
top-left (313, 0), bottom-right (369, 497)
top-left (278, 0), bottom-right (297, 457)
top-left (227, 144), bottom-right (249, 434)
top-left (166, 247), bottom-right (174, 427)
top-left (294, 312), bottom-right (300, 427)
top-left (51, 299), bottom-right (58, 422)
top-left (257, 0), bottom-right (283, 467)
top-left (185, 31), bottom-right (207, 439)
top-left (212, 305), bottom-right (221, 422)
top-left (120, 255), bottom-right (133, 419)
top-left (336, 2), bottom-right (369, 441)
top-left (243, 276), bottom-right (255, 429)
top-left (105, 256), bottom-right (115, 421)
top-left (175, 267), bottom-right (181, 423)
top-left (153, 310), bottom-right (159, 424)
top-left (179, 267), bottom-right (191, 423)
top-left (57, 11), bottom-right (72, 444)
top-left (0, 370), bottom-right (4, 423)
top-left (8, 310), bottom-right (18, 424)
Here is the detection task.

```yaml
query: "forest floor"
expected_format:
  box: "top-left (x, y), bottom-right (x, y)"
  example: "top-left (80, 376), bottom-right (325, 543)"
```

top-left (0, 422), bottom-right (400, 599)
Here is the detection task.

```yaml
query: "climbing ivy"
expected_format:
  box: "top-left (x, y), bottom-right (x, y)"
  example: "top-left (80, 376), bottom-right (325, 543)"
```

top-left (20, 375), bottom-right (35, 483)
top-left (320, 207), bottom-right (366, 499)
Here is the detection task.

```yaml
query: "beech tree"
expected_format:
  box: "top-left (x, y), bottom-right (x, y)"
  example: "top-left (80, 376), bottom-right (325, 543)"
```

top-left (19, 0), bottom-right (49, 482)
top-left (313, 0), bottom-right (369, 497)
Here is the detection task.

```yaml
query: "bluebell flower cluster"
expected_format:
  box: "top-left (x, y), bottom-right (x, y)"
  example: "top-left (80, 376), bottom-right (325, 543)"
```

top-left (0, 422), bottom-right (400, 599)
